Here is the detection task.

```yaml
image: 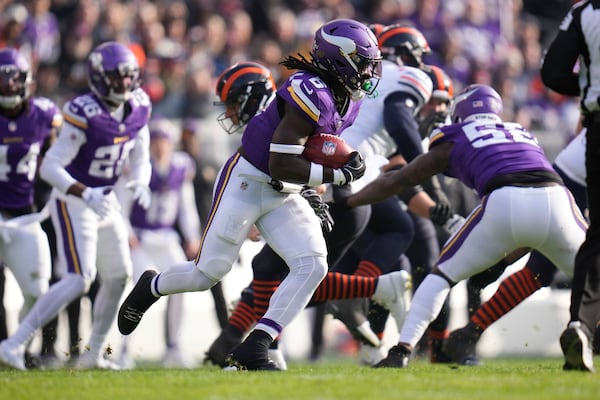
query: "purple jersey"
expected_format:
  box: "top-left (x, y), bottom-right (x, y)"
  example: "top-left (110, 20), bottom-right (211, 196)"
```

top-left (429, 120), bottom-right (555, 197)
top-left (241, 71), bottom-right (361, 174)
top-left (0, 97), bottom-right (61, 210)
top-left (62, 89), bottom-right (151, 187)
top-left (129, 152), bottom-right (195, 230)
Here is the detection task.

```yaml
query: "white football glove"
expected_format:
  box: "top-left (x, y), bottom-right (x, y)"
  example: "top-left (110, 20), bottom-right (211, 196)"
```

top-left (82, 186), bottom-right (114, 217)
top-left (125, 180), bottom-right (151, 210)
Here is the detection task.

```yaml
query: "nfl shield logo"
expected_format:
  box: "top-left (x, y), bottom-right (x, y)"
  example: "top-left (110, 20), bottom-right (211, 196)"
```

top-left (321, 141), bottom-right (337, 156)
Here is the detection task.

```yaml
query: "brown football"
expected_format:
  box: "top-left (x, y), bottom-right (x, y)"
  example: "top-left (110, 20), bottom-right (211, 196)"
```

top-left (302, 133), bottom-right (353, 169)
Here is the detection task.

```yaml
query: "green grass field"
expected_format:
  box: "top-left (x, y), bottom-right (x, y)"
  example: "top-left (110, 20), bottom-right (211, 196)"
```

top-left (1, 357), bottom-right (599, 400)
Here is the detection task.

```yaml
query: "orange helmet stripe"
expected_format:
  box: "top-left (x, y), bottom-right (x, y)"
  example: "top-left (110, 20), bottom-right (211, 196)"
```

top-left (219, 65), bottom-right (275, 102)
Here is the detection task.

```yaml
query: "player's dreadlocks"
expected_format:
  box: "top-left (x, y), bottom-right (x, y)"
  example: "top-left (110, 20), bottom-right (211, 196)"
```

top-left (280, 53), bottom-right (349, 111)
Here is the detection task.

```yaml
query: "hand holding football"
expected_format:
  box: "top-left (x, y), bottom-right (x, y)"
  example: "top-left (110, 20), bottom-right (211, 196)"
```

top-left (302, 133), bottom-right (353, 169)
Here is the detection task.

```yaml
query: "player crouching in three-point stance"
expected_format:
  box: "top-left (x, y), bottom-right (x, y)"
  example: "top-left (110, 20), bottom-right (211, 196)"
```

top-left (117, 18), bottom-right (382, 371)
top-left (345, 84), bottom-right (587, 369)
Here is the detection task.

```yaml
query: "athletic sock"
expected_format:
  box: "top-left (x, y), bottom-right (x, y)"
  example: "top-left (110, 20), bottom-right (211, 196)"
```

top-left (311, 272), bottom-right (377, 303)
top-left (471, 266), bottom-right (542, 330)
top-left (228, 298), bottom-right (257, 334)
top-left (252, 279), bottom-right (280, 318)
top-left (355, 260), bottom-right (383, 277)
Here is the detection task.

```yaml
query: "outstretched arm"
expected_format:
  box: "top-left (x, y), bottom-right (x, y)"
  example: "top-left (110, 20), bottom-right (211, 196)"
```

top-left (347, 141), bottom-right (452, 207)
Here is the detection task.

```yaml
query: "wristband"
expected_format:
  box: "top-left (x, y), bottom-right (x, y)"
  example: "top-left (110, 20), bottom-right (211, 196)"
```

top-left (269, 143), bottom-right (305, 154)
top-left (308, 163), bottom-right (324, 186)
top-left (332, 169), bottom-right (346, 186)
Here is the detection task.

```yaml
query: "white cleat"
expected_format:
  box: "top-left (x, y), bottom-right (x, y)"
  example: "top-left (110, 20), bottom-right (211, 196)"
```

top-left (354, 321), bottom-right (381, 348)
top-left (358, 343), bottom-right (386, 366)
top-left (267, 348), bottom-right (288, 371)
top-left (371, 270), bottom-right (412, 331)
top-left (0, 341), bottom-right (26, 370)
top-left (161, 349), bottom-right (196, 369)
top-left (75, 352), bottom-right (121, 370)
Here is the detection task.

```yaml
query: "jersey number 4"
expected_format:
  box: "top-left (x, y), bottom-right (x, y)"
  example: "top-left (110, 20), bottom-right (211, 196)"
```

top-left (0, 143), bottom-right (40, 182)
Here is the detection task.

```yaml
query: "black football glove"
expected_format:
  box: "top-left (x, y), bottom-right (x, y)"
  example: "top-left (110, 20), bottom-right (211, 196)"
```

top-left (429, 202), bottom-right (454, 226)
top-left (301, 188), bottom-right (334, 232)
top-left (340, 151), bottom-right (366, 185)
top-left (418, 111), bottom-right (448, 139)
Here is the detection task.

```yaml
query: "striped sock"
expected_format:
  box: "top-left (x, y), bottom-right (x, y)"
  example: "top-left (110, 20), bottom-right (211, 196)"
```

top-left (311, 272), bottom-right (377, 303)
top-left (228, 298), bottom-right (257, 334)
top-left (471, 266), bottom-right (542, 330)
top-left (252, 280), bottom-right (280, 318)
top-left (354, 260), bottom-right (383, 277)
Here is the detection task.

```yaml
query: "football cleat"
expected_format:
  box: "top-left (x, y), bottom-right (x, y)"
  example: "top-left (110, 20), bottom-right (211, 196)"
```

top-left (560, 321), bottom-right (595, 372)
top-left (204, 329), bottom-right (243, 367)
top-left (358, 343), bottom-right (386, 366)
top-left (162, 348), bottom-right (196, 369)
top-left (118, 269), bottom-right (159, 335)
top-left (373, 344), bottom-right (411, 368)
top-left (0, 341), bottom-right (26, 370)
top-left (326, 298), bottom-right (381, 347)
top-left (371, 270), bottom-right (412, 331)
top-left (224, 337), bottom-right (282, 372)
top-left (443, 324), bottom-right (482, 366)
top-left (267, 347), bottom-right (288, 371)
top-left (75, 351), bottom-right (121, 370)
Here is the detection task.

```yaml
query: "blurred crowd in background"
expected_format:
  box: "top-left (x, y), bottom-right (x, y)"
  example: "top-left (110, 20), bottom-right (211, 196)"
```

top-left (1, 0), bottom-right (581, 164)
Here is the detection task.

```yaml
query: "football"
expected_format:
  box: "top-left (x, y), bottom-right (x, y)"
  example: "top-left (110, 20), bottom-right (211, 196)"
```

top-left (302, 133), bottom-right (353, 169)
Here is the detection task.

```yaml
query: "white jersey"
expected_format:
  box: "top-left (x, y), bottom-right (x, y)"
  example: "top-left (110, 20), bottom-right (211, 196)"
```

top-left (340, 60), bottom-right (432, 193)
top-left (554, 129), bottom-right (586, 186)
top-left (342, 60), bottom-right (432, 159)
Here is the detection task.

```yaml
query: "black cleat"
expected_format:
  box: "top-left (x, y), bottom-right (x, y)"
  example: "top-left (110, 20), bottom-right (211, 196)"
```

top-left (373, 345), bottom-right (411, 368)
top-left (428, 337), bottom-right (452, 364)
top-left (224, 353), bottom-right (281, 371)
top-left (443, 324), bottom-right (482, 366)
top-left (224, 331), bottom-right (282, 371)
top-left (204, 329), bottom-right (243, 367)
top-left (560, 322), bottom-right (595, 372)
top-left (118, 270), bottom-right (159, 335)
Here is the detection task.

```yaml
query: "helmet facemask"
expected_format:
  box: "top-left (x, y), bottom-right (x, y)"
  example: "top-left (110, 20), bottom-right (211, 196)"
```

top-left (0, 64), bottom-right (31, 110)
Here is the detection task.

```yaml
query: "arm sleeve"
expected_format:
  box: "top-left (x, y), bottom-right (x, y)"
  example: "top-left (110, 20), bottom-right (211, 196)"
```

top-left (39, 122), bottom-right (86, 194)
top-left (127, 125), bottom-right (152, 186)
top-left (540, 14), bottom-right (582, 96)
top-left (383, 92), bottom-right (425, 162)
top-left (177, 180), bottom-right (202, 242)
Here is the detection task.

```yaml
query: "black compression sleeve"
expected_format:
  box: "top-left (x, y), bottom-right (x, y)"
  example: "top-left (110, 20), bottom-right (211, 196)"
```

top-left (383, 92), bottom-right (424, 162)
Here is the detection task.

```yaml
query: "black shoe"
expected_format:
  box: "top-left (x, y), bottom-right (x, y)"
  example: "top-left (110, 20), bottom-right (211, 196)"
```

top-left (118, 270), bottom-right (159, 335)
top-left (25, 351), bottom-right (42, 370)
top-left (373, 345), bottom-right (410, 368)
top-left (443, 324), bottom-right (481, 366)
top-left (204, 328), bottom-right (243, 367)
top-left (593, 326), bottom-right (600, 355)
top-left (560, 322), bottom-right (595, 372)
top-left (428, 337), bottom-right (452, 364)
top-left (224, 331), bottom-right (282, 371)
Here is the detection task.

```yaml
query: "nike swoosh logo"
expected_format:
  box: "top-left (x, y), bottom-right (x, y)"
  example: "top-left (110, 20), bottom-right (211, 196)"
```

top-left (303, 84), bottom-right (314, 95)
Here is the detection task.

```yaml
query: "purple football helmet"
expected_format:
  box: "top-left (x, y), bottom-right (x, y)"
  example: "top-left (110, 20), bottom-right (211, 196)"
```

top-left (0, 48), bottom-right (32, 110)
top-left (87, 41), bottom-right (140, 107)
top-left (312, 19), bottom-right (382, 100)
top-left (450, 84), bottom-right (503, 123)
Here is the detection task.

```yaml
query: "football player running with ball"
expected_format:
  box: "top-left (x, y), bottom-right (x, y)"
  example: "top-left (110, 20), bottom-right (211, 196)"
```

top-left (117, 19), bottom-right (382, 371)
top-left (345, 84), bottom-right (587, 368)
top-left (0, 42), bottom-right (152, 370)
